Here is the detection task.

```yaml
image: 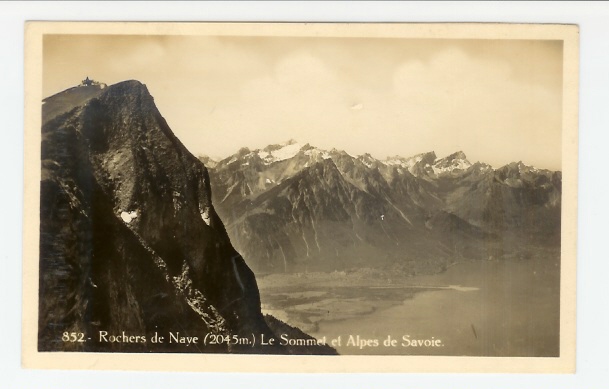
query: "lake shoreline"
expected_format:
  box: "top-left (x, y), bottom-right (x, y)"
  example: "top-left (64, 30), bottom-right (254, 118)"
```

top-left (258, 255), bottom-right (560, 357)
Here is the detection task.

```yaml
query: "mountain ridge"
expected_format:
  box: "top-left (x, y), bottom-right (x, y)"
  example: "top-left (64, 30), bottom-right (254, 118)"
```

top-left (205, 140), bottom-right (561, 273)
top-left (206, 140), bottom-right (556, 178)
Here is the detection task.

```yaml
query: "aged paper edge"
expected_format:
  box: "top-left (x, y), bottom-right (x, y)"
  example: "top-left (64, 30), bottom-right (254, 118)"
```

top-left (22, 21), bottom-right (579, 373)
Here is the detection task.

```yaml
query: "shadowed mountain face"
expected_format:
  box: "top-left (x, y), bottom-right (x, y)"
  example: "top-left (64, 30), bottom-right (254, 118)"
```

top-left (39, 81), bottom-right (335, 354)
top-left (204, 141), bottom-right (561, 274)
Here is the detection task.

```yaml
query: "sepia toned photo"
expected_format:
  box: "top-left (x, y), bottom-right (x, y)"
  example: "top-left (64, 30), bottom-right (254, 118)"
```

top-left (22, 22), bottom-right (578, 373)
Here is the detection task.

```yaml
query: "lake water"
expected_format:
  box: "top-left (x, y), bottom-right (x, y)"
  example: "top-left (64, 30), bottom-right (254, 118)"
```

top-left (260, 256), bottom-right (560, 357)
top-left (310, 259), bottom-right (560, 356)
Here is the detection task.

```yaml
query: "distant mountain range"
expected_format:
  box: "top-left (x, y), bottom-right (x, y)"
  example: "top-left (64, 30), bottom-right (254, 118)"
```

top-left (202, 140), bottom-right (561, 274)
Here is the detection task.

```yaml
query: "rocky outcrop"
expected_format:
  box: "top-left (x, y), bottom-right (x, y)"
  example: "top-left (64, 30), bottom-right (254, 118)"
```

top-left (39, 80), bottom-right (334, 354)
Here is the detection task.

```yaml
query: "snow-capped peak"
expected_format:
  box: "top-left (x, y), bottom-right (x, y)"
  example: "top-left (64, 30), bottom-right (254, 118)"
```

top-left (303, 145), bottom-right (332, 160)
top-left (257, 140), bottom-right (304, 164)
top-left (431, 151), bottom-right (472, 175)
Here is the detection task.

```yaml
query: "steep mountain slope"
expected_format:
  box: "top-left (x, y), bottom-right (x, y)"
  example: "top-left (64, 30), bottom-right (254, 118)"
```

top-left (42, 84), bottom-right (106, 124)
top-left (39, 81), bottom-right (334, 354)
top-left (206, 142), bottom-right (561, 273)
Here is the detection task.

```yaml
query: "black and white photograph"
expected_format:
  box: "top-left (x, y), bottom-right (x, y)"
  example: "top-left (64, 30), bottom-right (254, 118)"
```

top-left (22, 22), bottom-right (578, 373)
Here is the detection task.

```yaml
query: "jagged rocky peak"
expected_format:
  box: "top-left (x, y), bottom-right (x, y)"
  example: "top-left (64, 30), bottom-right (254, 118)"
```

top-left (263, 138), bottom-right (298, 152)
top-left (486, 160), bottom-right (559, 191)
top-left (383, 151), bottom-right (437, 176)
top-left (301, 144), bottom-right (332, 160)
top-left (431, 151), bottom-right (472, 175)
top-left (357, 153), bottom-right (379, 168)
top-left (300, 142), bottom-right (314, 151)
top-left (496, 161), bottom-right (540, 177)
top-left (328, 147), bottom-right (354, 158)
top-left (387, 151), bottom-right (436, 165)
top-left (468, 161), bottom-right (494, 174)
top-left (444, 150), bottom-right (468, 162)
top-left (436, 151), bottom-right (469, 165)
top-left (415, 151), bottom-right (438, 165)
top-left (495, 161), bottom-right (539, 180)
top-left (418, 151), bottom-right (438, 165)
top-left (359, 152), bottom-right (374, 159)
top-left (383, 155), bottom-right (407, 165)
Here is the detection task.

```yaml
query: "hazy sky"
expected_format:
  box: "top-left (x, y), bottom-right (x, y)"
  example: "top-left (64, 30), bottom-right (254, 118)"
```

top-left (43, 34), bottom-right (563, 170)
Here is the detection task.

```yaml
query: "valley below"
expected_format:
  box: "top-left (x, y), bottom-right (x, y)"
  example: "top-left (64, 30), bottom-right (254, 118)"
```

top-left (257, 247), bottom-right (560, 357)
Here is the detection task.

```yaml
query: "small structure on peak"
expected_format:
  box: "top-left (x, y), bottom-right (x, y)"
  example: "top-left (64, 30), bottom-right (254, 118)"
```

top-left (81, 76), bottom-right (94, 86)
top-left (79, 76), bottom-right (107, 89)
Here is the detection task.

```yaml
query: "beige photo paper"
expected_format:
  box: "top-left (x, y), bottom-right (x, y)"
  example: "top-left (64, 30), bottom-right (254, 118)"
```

top-left (23, 22), bottom-right (578, 373)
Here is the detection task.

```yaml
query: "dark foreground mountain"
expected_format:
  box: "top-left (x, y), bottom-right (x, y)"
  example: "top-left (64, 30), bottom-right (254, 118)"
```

top-left (205, 141), bottom-right (561, 274)
top-left (39, 80), bottom-right (335, 355)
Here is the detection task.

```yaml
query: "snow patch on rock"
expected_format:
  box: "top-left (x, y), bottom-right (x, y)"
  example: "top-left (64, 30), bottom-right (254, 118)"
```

top-left (120, 210), bottom-right (138, 224)
top-left (258, 141), bottom-right (303, 164)
top-left (304, 148), bottom-right (331, 160)
top-left (201, 208), bottom-right (211, 226)
top-left (432, 158), bottom-right (472, 175)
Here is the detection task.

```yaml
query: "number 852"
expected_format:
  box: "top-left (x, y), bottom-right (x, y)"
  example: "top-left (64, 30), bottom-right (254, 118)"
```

top-left (62, 332), bottom-right (86, 342)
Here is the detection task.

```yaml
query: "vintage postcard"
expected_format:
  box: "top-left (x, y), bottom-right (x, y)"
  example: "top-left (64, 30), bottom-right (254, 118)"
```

top-left (23, 22), bottom-right (578, 373)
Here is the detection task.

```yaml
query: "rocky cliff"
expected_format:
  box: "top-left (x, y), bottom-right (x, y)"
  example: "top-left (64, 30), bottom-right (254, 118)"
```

top-left (39, 81), bottom-right (335, 354)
